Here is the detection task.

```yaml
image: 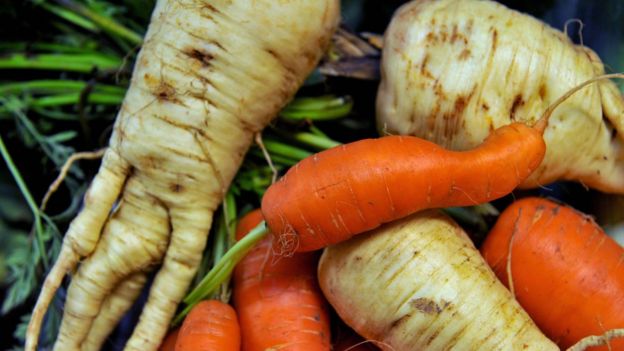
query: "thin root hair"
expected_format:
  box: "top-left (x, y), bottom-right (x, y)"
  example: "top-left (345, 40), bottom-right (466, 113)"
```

top-left (535, 73), bottom-right (624, 133)
top-left (40, 148), bottom-right (107, 211)
top-left (566, 328), bottom-right (624, 351)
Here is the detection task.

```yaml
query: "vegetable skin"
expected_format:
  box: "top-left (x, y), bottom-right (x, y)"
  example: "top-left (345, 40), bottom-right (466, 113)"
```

top-left (262, 122), bottom-right (545, 253)
top-left (26, 1), bottom-right (340, 350)
top-left (480, 197), bottom-right (624, 350)
top-left (174, 300), bottom-right (240, 351)
top-left (376, 0), bottom-right (624, 193)
top-left (318, 210), bottom-right (558, 351)
top-left (233, 210), bottom-right (331, 350)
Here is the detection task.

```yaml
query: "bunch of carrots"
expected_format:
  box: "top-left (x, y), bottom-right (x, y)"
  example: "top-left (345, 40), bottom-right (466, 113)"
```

top-left (14, 0), bottom-right (624, 350)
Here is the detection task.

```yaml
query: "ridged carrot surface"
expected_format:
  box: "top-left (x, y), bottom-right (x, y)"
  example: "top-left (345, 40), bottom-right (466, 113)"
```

top-left (159, 328), bottom-right (179, 351)
top-left (233, 210), bottom-right (331, 350)
top-left (262, 122), bottom-right (545, 253)
top-left (174, 300), bottom-right (240, 351)
top-left (481, 197), bottom-right (624, 350)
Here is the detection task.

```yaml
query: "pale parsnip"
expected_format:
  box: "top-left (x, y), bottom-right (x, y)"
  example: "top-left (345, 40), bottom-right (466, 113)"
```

top-left (376, 0), bottom-right (624, 193)
top-left (318, 210), bottom-right (558, 351)
top-left (26, 1), bottom-right (340, 350)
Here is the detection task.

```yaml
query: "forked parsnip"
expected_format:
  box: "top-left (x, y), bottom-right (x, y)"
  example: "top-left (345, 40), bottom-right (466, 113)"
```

top-left (318, 210), bottom-right (558, 351)
top-left (26, 1), bottom-right (340, 350)
top-left (82, 272), bottom-right (148, 350)
top-left (376, 0), bottom-right (624, 193)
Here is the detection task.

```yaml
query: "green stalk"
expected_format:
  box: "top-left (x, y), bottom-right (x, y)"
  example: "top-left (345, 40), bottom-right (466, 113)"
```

top-left (0, 80), bottom-right (126, 95)
top-left (281, 103), bottom-right (353, 121)
top-left (292, 132), bottom-right (341, 150)
top-left (263, 139), bottom-right (312, 161)
top-left (40, 2), bottom-right (99, 32)
top-left (30, 92), bottom-right (124, 107)
top-left (0, 54), bottom-right (121, 72)
top-left (218, 191), bottom-right (237, 300)
top-left (175, 221), bottom-right (268, 325)
top-left (0, 93), bottom-right (123, 117)
top-left (212, 217), bottom-right (228, 273)
top-left (24, 108), bottom-right (77, 121)
top-left (223, 191), bottom-right (237, 242)
top-left (286, 95), bottom-right (347, 110)
top-left (250, 149), bottom-right (299, 166)
top-left (0, 42), bottom-right (101, 54)
top-left (280, 96), bottom-right (353, 121)
top-left (309, 125), bottom-right (330, 138)
top-left (0, 135), bottom-right (48, 268)
top-left (56, 0), bottom-right (143, 45)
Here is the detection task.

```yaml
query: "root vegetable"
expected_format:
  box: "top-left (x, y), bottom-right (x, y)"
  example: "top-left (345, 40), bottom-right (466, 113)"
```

top-left (233, 210), bottom-right (331, 350)
top-left (318, 210), bottom-right (558, 351)
top-left (376, 0), bottom-right (624, 193)
top-left (480, 197), bottom-right (624, 350)
top-left (174, 300), bottom-right (240, 351)
top-left (82, 272), bottom-right (148, 350)
top-left (26, 1), bottom-right (340, 350)
top-left (261, 118), bottom-right (546, 253)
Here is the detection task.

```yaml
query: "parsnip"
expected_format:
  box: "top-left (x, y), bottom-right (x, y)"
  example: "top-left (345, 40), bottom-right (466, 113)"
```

top-left (318, 210), bottom-right (558, 351)
top-left (26, 1), bottom-right (340, 350)
top-left (376, 0), bottom-right (624, 193)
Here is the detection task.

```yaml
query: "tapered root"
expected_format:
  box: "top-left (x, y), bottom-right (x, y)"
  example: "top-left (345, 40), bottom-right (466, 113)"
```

top-left (124, 208), bottom-right (212, 351)
top-left (81, 272), bottom-right (148, 351)
top-left (26, 244), bottom-right (79, 351)
top-left (25, 149), bottom-right (130, 351)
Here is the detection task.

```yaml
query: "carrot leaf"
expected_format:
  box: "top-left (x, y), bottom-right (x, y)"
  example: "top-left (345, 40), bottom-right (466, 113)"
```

top-left (174, 221), bottom-right (268, 325)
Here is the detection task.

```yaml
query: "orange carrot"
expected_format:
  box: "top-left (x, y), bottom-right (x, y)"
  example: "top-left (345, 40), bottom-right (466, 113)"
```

top-left (480, 197), bottom-right (624, 350)
top-left (159, 328), bottom-right (179, 351)
top-left (233, 209), bottom-right (331, 351)
top-left (174, 300), bottom-right (240, 351)
top-left (261, 121), bottom-right (546, 253)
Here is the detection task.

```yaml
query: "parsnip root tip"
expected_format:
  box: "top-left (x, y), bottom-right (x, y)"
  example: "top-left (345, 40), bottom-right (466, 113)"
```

top-left (25, 244), bottom-right (79, 351)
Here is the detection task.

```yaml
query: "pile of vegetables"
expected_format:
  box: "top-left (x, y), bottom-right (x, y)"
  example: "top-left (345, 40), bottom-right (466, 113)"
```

top-left (2, 0), bottom-right (624, 350)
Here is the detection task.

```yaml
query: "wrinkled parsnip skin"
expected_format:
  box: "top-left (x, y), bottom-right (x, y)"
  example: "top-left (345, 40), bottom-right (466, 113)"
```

top-left (318, 211), bottom-right (558, 351)
top-left (26, 1), bottom-right (340, 350)
top-left (377, 0), bottom-right (624, 193)
top-left (81, 272), bottom-right (147, 350)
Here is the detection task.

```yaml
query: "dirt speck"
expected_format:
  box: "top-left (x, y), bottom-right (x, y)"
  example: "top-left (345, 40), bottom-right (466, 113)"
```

top-left (411, 297), bottom-right (443, 315)
top-left (390, 313), bottom-right (411, 329)
top-left (170, 183), bottom-right (184, 193)
top-left (491, 28), bottom-right (498, 52)
top-left (538, 84), bottom-right (547, 100)
top-left (510, 94), bottom-right (524, 120)
top-left (153, 82), bottom-right (178, 103)
top-left (458, 48), bottom-right (471, 60)
top-left (185, 48), bottom-right (214, 67)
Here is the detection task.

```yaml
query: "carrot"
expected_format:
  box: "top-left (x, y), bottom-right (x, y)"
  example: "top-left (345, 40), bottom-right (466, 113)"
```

top-left (318, 210), bottom-right (558, 350)
top-left (159, 328), bottom-right (180, 351)
top-left (174, 300), bottom-right (240, 351)
top-left (261, 118), bottom-right (546, 253)
top-left (233, 209), bottom-right (331, 350)
top-left (480, 197), bottom-right (624, 350)
top-left (25, 1), bottom-right (340, 350)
